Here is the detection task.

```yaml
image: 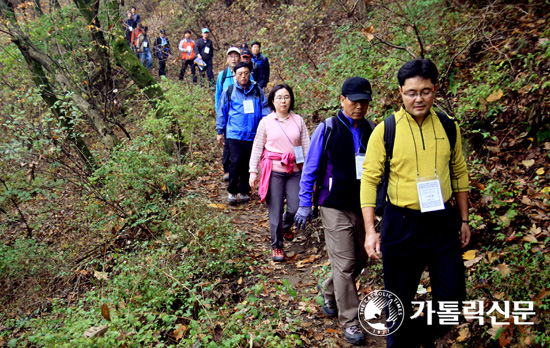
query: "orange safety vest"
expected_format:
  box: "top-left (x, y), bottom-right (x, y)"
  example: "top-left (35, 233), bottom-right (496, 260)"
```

top-left (180, 39), bottom-right (196, 60)
top-left (131, 28), bottom-right (143, 47)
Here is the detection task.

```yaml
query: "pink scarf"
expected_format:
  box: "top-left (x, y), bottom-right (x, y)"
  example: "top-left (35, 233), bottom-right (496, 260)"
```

top-left (258, 150), bottom-right (296, 202)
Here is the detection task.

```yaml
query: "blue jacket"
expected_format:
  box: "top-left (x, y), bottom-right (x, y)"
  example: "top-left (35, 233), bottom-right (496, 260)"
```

top-left (216, 80), bottom-right (269, 141)
top-left (215, 66), bottom-right (254, 110)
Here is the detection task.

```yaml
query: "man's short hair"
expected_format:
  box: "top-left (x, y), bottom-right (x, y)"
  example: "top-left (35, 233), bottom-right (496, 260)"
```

top-left (268, 84), bottom-right (295, 112)
top-left (184, 30), bottom-right (191, 35)
top-left (250, 40), bottom-right (261, 48)
top-left (234, 62), bottom-right (251, 72)
top-left (397, 59), bottom-right (439, 86)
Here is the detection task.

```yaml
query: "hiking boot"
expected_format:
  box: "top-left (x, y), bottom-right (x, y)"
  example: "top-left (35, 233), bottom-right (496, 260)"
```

top-left (238, 193), bottom-right (250, 203)
top-left (282, 227), bottom-right (294, 241)
top-left (227, 193), bottom-right (238, 205)
top-left (317, 284), bottom-right (337, 317)
top-left (223, 173), bottom-right (229, 182)
top-left (272, 248), bottom-right (284, 262)
top-left (344, 325), bottom-right (365, 345)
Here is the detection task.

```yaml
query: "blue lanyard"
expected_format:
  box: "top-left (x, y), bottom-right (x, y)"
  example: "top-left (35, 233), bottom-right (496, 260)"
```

top-left (276, 114), bottom-right (301, 147)
top-left (336, 113), bottom-right (366, 154)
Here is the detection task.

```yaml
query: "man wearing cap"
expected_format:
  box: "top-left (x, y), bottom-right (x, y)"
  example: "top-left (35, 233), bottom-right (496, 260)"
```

top-left (250, 41), bottom-right (270, 89)
top-left (294, 77), bottom-right (375, 345)
top-left (216, 62), bottom-right (269, 204)
top-left (154, 29), bottom-right (172, 77)
top-left (178, 30), bottom-right (196, 83)
top-left (215, 47), bottom-right (256, 181)
top-left (195, 28), bottom-right (214, 87)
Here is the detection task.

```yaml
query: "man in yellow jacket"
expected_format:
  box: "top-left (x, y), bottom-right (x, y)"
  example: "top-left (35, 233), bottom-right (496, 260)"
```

top-left (361, 59), bottom-right (470, 348)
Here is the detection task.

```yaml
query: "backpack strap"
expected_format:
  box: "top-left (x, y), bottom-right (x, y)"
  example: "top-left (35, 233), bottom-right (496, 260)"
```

top-left (374, 114), bottom-right (395, 216)
top-left (312, 117), bottom-right (334, 218)
top-left (226, 84), bottom-right (234, 103)
top-left (435, 111), bottom-right (457, 152)
top-left (221, 68), bottom-right (229, 87)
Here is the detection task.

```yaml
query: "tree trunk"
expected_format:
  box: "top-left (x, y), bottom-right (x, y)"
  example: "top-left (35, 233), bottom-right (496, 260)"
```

top-left (1, 0), bottom-right (120, 151)
top-left (33, 0), bottom-right (43, 16)
top-left (72, 0), bottom-right (113, 89)
top-left (0, 0), bottom-right (96, 171)
top-left (105, 0), bottom-right (185, 154)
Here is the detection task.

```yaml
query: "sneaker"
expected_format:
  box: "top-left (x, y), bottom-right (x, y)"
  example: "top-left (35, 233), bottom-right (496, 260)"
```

top-left (272, 248), bottom-right (284, 262)
top-left (282, 227), bottom-right (294, 241)
top-left (317, 285), bottom-right (337, 317)
top-left (227, 193), bottom-right (238, 205)
top-left (237, 193), bottom-right (250, 203)
top-left (343, 325), bottom-right (365, 345)
top-left (223, 173), bottom-right (229, 182)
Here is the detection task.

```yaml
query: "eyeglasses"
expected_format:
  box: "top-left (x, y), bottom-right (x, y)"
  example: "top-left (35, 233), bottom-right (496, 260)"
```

top-left (403, 89), bottom-right (434, 99)
top-left (274, 95), bottom-right (291, 101)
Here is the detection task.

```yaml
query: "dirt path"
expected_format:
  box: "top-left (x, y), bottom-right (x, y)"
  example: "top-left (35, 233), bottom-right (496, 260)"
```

top-left (195, 163), bottom-right (387, 347)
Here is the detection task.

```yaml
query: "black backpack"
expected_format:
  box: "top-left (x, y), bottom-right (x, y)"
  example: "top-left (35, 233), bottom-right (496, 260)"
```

top-left (374, 111), bottom-right (457, 216)
top-left (312, 116), bottom-right (376, 217)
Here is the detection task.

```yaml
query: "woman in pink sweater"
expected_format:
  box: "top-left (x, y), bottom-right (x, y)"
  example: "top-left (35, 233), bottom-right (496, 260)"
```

top-left (249, 84), bottom-right (310, 262)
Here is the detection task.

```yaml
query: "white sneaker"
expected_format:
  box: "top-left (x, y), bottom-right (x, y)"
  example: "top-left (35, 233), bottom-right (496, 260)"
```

top-left (227, 193), bottom-right (238, 205)
top-left (238, 193), bottom-right (250, 203)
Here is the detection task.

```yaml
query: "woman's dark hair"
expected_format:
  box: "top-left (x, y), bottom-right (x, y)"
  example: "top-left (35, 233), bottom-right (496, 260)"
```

top-left (234, 61), bottom-right (252, 73)
top-left (397, 59), bottom-right (438, 86)
top-left (268, 84), bottom-right (295, 112)
top-left (184, 30), bottom-right (191, 35)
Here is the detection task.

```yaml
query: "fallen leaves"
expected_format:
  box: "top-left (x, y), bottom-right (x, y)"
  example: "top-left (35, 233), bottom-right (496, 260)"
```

top-left (101, 304), bottom-right (111, 321)
top-left (361, 26), bottom-right (375, 41)
top-left (83, 325), bottom-right (109, 338)
top-left (495, 263), bottom-right (511, 277)
top-left (521, 159), bottom-right (535, 168)
top-left (462, 250), bottom-right (477, 260)
top-left (486, 89), bottom-right (504, 102)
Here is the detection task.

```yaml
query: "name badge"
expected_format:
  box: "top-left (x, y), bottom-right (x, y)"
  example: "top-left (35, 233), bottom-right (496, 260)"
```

top-left (128, 26), bottom-right (133, 31)
top-left (355, 154), bottom-right (365, 180)
top-left (294, 146), bottom-right (304, 164)
top-left (243, 100), bottom-right (254, 114)
top-left (204, 46), bottom-right (210, 54)
top-left (143, 41), bottom-right (148, 48)
top-left (187, 46), bottom-right (192, 53)
top-left (416, 177), bottom-right (445, 212)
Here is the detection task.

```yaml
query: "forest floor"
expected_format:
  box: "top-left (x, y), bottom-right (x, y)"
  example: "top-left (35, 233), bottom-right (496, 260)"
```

top-left (186, 156), bottom-right (388, 347)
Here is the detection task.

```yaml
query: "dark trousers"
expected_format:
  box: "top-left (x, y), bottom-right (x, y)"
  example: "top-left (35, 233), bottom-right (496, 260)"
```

top-left (266, 171), bottom-right (301, 249)
top-left (200, 58), bottom-right (214, 86)
top-left (381, 203), bottom-right (465, 348)
top-left (222, 133), bottom-right (230, 174)
top-left (158, 60), bottom-right (166, 76)
top-left (179, 59), bottom-right (196, 82)
top-left (227, 139), bottom-right (253, 195)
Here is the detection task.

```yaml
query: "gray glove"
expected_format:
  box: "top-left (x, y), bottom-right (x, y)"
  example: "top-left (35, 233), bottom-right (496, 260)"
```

top-left (294, 206), bottom-right (313, 230)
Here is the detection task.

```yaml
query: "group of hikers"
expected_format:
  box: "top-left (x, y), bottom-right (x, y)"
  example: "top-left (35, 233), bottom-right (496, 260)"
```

top-left (121, 7), bottom-right (270, 90)
top-left (216, 54), bottom-right (471, 347)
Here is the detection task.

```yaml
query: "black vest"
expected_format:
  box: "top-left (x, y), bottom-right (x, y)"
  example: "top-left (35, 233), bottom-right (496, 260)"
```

top-left (322, 111), bottom-right (373, 210)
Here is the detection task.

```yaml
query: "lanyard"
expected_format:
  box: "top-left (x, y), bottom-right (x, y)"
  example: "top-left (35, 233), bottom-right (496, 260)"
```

top-left (405, 111), bottom-right (438, 177)
top-left (336, 113), bottom-right (365, 154)
top-left (276, 113), bottom-right (301, 146)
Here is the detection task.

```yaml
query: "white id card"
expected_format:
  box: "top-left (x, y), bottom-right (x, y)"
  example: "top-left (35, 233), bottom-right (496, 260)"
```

top-left (187, 46), bottom-right (192, 53)
top-left (416, 177), bottom-right (445, 212)
top-left (243, 100), bottom-right (254, 114)
top-left (204, 46), bottom-right (210, 54)
top-left (143, 41), bottom-right (148, 48)
top-left (355, 154), bottom-right (365, 180)
top-left (294, 146), bottom-right (304, 164)
top-left (128, 26), bottom-right (133, 31)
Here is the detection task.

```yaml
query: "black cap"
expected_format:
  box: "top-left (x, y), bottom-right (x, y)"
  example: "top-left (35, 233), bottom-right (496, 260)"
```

top-left (341, 77), bottom-right (372, 101)
top-left (160, 29), bottom-right (166, 34)
top-left (241, 47), bottom-right (251, 57)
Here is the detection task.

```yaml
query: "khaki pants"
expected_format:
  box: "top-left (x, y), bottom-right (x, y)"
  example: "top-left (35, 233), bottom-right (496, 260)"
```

top-left (320, 206), bottom-right (368, 328)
